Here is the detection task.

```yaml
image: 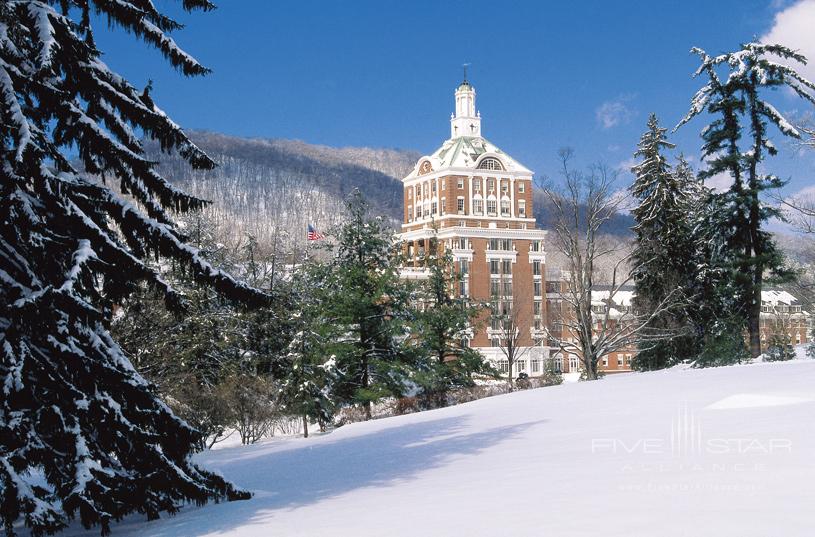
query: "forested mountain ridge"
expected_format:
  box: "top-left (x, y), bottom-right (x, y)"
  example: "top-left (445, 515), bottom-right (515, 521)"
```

top-left (144, 130), bottom-right (420, 249)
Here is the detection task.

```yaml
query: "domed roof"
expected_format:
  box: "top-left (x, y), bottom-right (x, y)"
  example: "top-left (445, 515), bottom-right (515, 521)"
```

top-left (405, 136), bottom-right (532, 180)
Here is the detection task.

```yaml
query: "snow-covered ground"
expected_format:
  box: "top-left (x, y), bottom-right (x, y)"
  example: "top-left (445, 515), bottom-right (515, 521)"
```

top-left (67, 357), bottom-right (814, 536)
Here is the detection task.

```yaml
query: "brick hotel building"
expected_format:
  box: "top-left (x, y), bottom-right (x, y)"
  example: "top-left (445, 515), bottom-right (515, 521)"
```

top-left (398, 78), bottom-right (551, 376)
top-left (397, 79), bottom-right (811, 377)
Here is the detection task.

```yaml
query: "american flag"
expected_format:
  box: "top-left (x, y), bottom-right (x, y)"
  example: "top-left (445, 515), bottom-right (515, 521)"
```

top-left (307, 223), bottom-right (325, 241)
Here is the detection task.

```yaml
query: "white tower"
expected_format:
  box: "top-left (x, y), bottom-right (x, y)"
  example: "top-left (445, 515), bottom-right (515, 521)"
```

top-left (450, 78), bottom-right (481, 138)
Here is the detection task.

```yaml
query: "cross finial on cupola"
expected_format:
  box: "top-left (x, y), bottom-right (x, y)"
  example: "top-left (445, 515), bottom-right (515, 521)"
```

top-left (462, 62), bottom-right (470, 83)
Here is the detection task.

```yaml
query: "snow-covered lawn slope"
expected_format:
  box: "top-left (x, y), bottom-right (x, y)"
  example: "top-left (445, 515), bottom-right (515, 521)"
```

top-left (70, 360), bottom-right (815, 536)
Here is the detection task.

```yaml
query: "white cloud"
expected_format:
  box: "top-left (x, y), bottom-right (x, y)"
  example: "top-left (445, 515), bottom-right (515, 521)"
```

top-left (615, 157), bottom-right (638, 176)
top-left (596, 95), bottom-right (636, 129)
top-left (704, 171), bottom-right (732, 192)
top-left (609, 188), bottom-right (633, 214)
top-left (760, 0), bottom-right (815, 84)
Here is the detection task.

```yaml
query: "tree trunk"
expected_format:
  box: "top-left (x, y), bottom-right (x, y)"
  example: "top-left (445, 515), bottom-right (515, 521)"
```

top-left (749, 282), bottom-right (762, 360)
top-left (303, 415), bottom-right (309, 438)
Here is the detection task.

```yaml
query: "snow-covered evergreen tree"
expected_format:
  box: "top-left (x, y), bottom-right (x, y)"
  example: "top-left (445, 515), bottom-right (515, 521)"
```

top-left (677, 43), bottom-right (815, 359)
top-left (629, 115), bottom-right (699, 369)
top-left (1, 2), bottom-right (264, 534)
top-left (410, 232), bottom-right (491, 407)
top-left (691, 186), bottom-right (750, 367)
top-left (278, 263), bottom-right (339, 436)
top-left (765, 334), bottom-right (795, 362)
top-left (320, 191), bottom-right (414, 420)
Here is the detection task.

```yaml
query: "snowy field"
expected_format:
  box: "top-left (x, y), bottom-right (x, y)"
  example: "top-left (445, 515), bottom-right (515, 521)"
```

top-left (63, 357), bottom-right (814, 537)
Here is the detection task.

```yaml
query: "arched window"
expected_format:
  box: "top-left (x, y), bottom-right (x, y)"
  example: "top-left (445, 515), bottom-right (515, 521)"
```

top-left (477, 157), bottom-right (504, 171)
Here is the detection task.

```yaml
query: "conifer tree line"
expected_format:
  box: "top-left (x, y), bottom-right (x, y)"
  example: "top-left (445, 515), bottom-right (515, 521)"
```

top-left (629, 43), bottom-right (815, 370)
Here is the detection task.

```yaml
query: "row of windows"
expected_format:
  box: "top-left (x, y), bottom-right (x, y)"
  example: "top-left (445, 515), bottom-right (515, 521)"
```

top-left (601, 355), bottom-right (632, 367)
top-left (408, 178), bottom-right (527, 199)
top-left (406, 198), bottom-right (525, 221)
top-left (494, 360), bottom-right (543, 374)
top-left (761, 304), bottom-right (802, 313)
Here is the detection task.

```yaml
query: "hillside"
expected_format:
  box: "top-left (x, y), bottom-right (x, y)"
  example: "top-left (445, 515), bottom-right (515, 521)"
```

top-left (145, 131), bottom-right (420, 248)
top-left (62, 358), bottom-right (815, 537)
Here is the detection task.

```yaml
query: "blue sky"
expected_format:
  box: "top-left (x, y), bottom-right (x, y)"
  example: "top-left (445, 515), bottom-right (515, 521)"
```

top-left (94, 0), bottom-right (815, 195)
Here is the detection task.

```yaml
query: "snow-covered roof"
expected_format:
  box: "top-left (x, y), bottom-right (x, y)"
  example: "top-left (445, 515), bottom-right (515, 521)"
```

top-left (405, 136), bottom-right (532, 180)
top-left (761, 290), bottom-right (800, 306)
top-left (591, 289), bottom-right (635, 308)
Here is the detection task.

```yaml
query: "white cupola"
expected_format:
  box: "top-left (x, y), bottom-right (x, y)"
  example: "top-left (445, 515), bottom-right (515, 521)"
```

top-left (450, 78), bottom-right (481, 138)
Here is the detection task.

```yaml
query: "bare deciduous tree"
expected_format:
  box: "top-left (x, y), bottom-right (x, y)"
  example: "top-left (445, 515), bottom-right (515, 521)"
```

top-left (540, 149), bottom-right (681, 380)
top-left (488, 279), bottom-right (536, 390)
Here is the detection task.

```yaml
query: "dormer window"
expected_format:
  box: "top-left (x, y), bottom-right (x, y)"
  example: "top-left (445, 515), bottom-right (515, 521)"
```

top-left (477, 157), bottom-right (504, 171)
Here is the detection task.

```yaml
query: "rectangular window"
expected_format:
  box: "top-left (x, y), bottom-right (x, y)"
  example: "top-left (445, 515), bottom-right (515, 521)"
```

top-left (501, 199), bottom-right (510, 216)
top-left (602, 357), bottom-right (609, 367)
top-left (534, 281), bottom-right (542, 296)
top-left (431, 201), bottom-right (437, 215)
top-left (457, 178), bottom-right (464, 189)
top-left (617, 356), bottom-right (624, 366)
top-left (416, 185), bottom-right (421, 197)
top-left (533, 260), bottom-right (542, 276)
top-left (487, 178), bottom-right (495, 192)
top-left (501, 259), bottom-right (512, 274)
top-left (534, 301), bottom-right (542, 316)
top-left (459, 259), bottom-right (469, 275)
top-left (474, 180), bottom-right (481, 192)
top-left (490, 260), bottom-right (500, 274)
top-left (458, 279), bottom-right (468, 297)
top-left (487, 199), bottom-right (497, 215)
top-left (488, 238), bottom-right (513, 251)
top-left (518, 181), bottom-right (525, 193)
top-left (442, 179), bottom-right (446, 189)
top-left (490, 279), bottom-right (500, 296)
top-left (501, 182), bottom-right (509, 194)
top-left (515, 360), bottom-right (526, 373)
top-left (407, 205), bottom-right (413, 222)
top-left (503, 281), bottom-right (512, 296)
top-left (530, 240), bottom-right (541, 252)
top-left (473, 198), bottom-right (483, 215)
top-left (432, 182), bottom-right (437, 194)
top-left (518, 200), bottom-right (526, 217)
top-left (457, 197), bottom-right (465, 214)
top-left (498, 359), bottom-right (508, 371)
top-left (531, 359), bottom-right (540, 373)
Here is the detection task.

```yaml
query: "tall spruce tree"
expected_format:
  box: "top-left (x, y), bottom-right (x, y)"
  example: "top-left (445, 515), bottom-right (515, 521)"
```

top-left (323, 191), bottom-right (413, 420)
top-left (410, 232), bottom-right (490, 407)
top-left (278, 262), bottom-right (339, 437)
top-left (677, 43), bottom-right (815, 359)
top-left (630, 116), bottom-right (700, 369)
top-left (0, 2), bottom-right (264, 534)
